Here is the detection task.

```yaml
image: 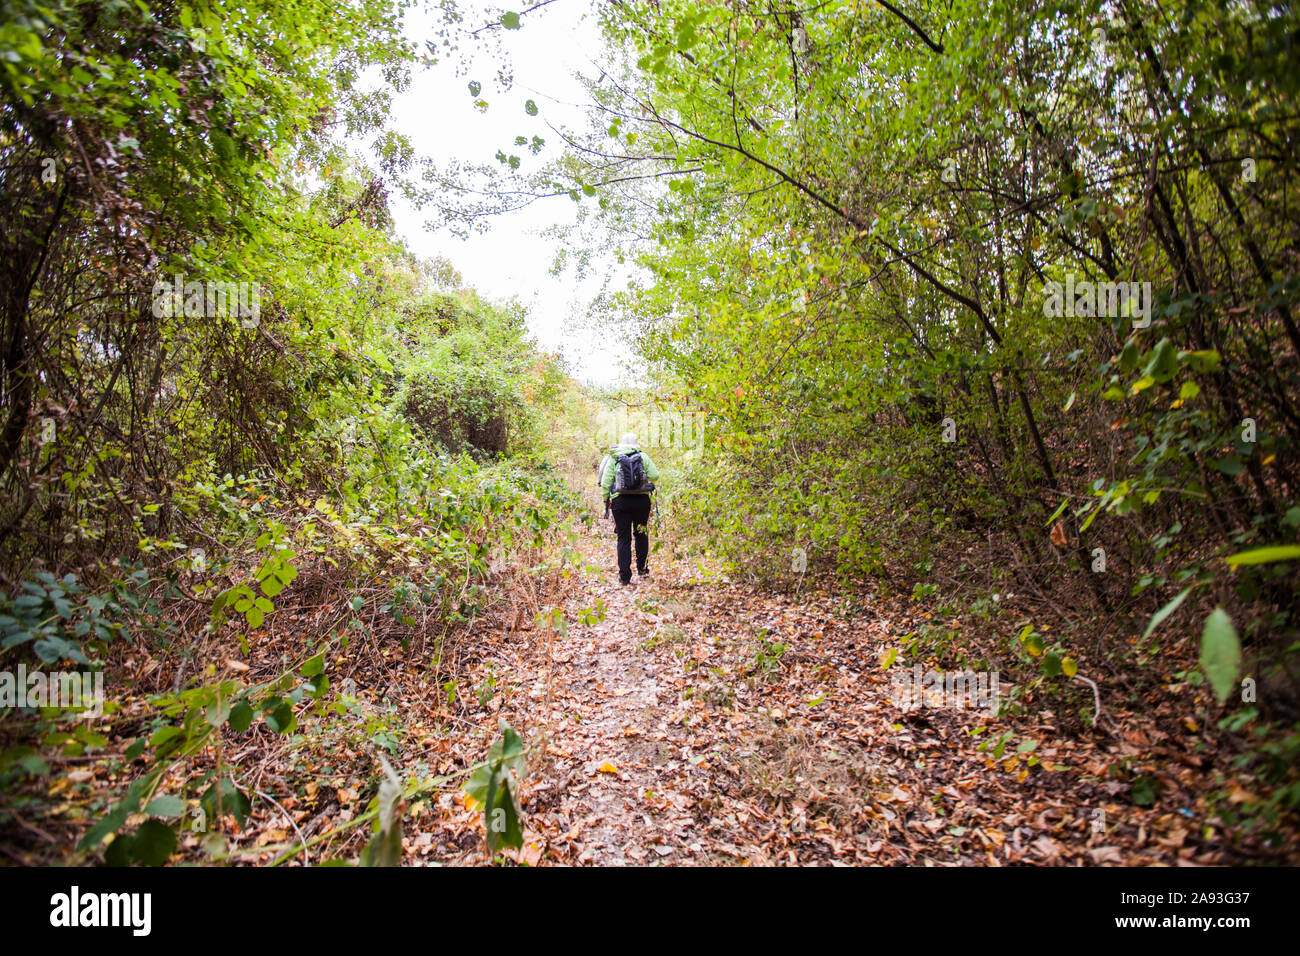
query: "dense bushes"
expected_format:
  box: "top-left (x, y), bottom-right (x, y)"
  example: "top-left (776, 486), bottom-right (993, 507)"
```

top-left (540, 0), bottom-right (1300, 735)
top-left (0, 0), bottom-right (583, 863)
top-left (392, 291), bottom-right (561, 459)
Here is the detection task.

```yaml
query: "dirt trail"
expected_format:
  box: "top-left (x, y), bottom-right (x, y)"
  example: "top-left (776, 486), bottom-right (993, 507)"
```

top-left (515, 531), bottom-right (740, 864)
top-left (484, 525), bottom-right (897, 866)
top-left (435, 526), bottom-right (1244, 866)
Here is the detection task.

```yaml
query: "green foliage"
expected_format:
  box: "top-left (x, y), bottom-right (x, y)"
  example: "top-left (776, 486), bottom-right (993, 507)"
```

top-left (465, 722), bottom-right (525, 853)
top-left (0, 0), bottom-right (588, 866)
top-left (359, 757), bottom-right (404, 867)
top-left (1200, 609), bottom-right (1242, 705)
top-left (486, 0), bottom-right (1300, 736)
top-left (392, 291), bottom-right (564, 459)
top-left (0, 570), bottom-right (155, 665)
top-left (77, 648), bottom-right (334, 863)
top-left (5, 0), bottom-right (1296, 862)
top-left (749, 636), bottom-right (787, 678)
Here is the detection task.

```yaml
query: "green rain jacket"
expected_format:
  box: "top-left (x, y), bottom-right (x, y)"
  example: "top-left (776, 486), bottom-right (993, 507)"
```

top-left (600, 444), bottom-right (660, 500)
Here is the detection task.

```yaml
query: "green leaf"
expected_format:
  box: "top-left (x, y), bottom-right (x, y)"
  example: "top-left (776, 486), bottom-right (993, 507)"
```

top-left (1129, 375), bottom-right (1156, 395)
top-left (1044, 498), bottom-right (1070, 526)
top-left (360, 776), bottom-right (403, 867)
top-left (209, 587), bottom-right (232, 616)
top-left (200, 778), bottom-right (251, 829)
top-left (1224, 545), bottom-right (1300, 567)
top-left (302, 653), bottom-right (325, 677)
top-left (466, 724), bottom-right (525, 852)
top-left (483, 771), bottom-right (522, 853)
top-left (143, 794), bottom-right (186, 818)
top-left (501, 11), bottom-right (520, 29)
top-left (104, 832), bottom-right (131, 866)
top-left (79, 804), bottom-right (128, 850)
top-left (150, 725), bottom-right (185, 753)
top-left (524, 99), bottom-right (538, 116)
top-left (206, 694), bottom-right (231, 728)
top-left (228, 702), bottom-right (254, 732)
top-left (464, 761), bottom-right (493, 807)
top-left (1142, 338), bottom-right (1177, 382)
top-left (1199, 608), bottom-right (1241, 705)
top-left (490, 724), bottom-right (525, 770)
top-left (1143, 586), bottom-right (1193, 640)
top-left (265, 700), bottom-right (295, 734)
top-left (1119, 340), bottom-right (1140, 372)
top-left (1179, 349), bottom-right (1221, 373)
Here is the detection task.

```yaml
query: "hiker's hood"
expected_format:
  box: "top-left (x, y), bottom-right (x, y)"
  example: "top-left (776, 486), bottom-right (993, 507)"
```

top-left (611, 444), bottom-right (641, 455)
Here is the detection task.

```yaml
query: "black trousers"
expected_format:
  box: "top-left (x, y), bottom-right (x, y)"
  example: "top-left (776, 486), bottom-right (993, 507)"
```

top-left (610, 494), bottom-right (652, 582)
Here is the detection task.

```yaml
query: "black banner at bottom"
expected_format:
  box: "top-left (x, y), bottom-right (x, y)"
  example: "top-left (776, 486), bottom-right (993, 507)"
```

top-left (0, 864), bottom-right (1285, 944)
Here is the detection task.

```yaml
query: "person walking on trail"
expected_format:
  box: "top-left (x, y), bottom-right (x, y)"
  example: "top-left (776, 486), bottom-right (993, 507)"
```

top-left (601, 432), bottom-right (660, 585)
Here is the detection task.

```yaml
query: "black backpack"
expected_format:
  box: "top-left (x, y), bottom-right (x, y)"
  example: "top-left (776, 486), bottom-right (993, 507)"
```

top-left (614, 452), bottom-right (653, 494)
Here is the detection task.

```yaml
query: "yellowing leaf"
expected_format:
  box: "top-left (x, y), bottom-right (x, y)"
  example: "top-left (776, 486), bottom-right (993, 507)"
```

top-left (598, 762), bottom-right (619, 774)
top-left (1130, 375), bottom-right (1156, 395)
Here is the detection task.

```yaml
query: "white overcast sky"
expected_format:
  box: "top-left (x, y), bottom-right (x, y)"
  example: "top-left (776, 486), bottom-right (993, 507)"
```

top-left (379, 0), bottom-right (636, 386)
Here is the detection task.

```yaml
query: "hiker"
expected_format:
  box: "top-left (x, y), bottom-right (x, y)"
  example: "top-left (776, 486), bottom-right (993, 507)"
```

top-left (601, 432), bottom-right (660, 585)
